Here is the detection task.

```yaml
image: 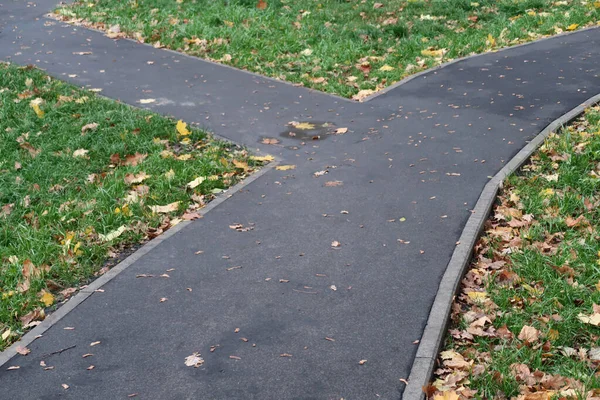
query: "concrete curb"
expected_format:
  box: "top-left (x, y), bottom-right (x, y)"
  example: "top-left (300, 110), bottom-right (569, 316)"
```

top-left (402, 93), bottom-right (600, 400)
top-left (0, 161), bottom-right (277, 368)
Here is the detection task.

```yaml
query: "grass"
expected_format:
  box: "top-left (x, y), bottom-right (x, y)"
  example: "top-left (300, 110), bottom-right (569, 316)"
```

top-left (54, 0), bottom-right (600, 99)
top-left (0, 62), bottom-right (263, 350)
top-left (430, 108), bottom-right (600, 399)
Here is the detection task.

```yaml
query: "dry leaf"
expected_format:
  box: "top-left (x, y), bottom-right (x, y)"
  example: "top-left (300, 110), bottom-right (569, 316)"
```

top-left (39, 290), bottom-right (54, 307)
top-left (124, 172), bottom-right (151, 185)
top-left (334, 127), bottom-right (348, 134)
top-left (98, 225), bottom-right (126, 242)
top-left (359, 359), bottom-right (367, 365)
top-left (261, 138), bottom-right (279, 145)
top-left (90, 341), bottom-right (101, 346)
top-left (276, 165), bottom-right (296, 171)
top-left (81, 122), bottom-right (98, 134)
top-left (518, 325), bottom-right (540, 343)
top-left (250, 155), bottom-right (274, 162)
top-left (73, 149), bottom-right (89, 158)
top-left (352, 89), bottom-right (375, 102)
top-left (7, 366), bottom-right (20, 371)
top-left (150, 202), bottom-right (180, 214)
top-left (187, 177), bottom-right (206, 189)
top-left (256, 0), bottom-right (267, 9)
top-left (16, 346), bottom-right (30, 356)
top-left (185, 352), bottom-right (204, 367)
top-left (139, 99), bottom-right (156, 104)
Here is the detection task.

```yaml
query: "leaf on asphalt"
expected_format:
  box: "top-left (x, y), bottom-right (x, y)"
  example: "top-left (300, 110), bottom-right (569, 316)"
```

top-left (185, 352), bottom-right (204, 367)
top-left (275, 165), bottom-right (296, 171)
top-left (182, 212), bottom-right (202, 220)
top-left (358, 359), bottom-right (367, 365)
top-left (229, 223), bottom-right (254, 232)
top-left (90, 341), bottom-right (101, 346)
top-left (331, 241), bottom-right (341, 248)
top-left (289, 121), bottom-right (315, 130)
top-left (352, 89), bottom-right (375, 101)
top-left (176, 120), bottom-right (191, 136)
top-left (73, 148), bottom-right (89, 158)
top-left (124, 172), bottom-right (151, 185)
top-left (16, 346), bottom-right (30, 355)
top-left (334, 127), bottom-right (348, 134)
top-left (187, 177), bottom-right (206, 189)
top-left (99, 225), bottom-right (126, 242)
top-left (324, 180), bottom-right (343, 187)
top-left (139, 99), bottom-right (156, 104)
top-left (261, 138), bottom-right (279, 145)
top-left (250, 155), bottom-right (274, 162)
top-left (150, 202), bottom-right (180, 214)
top-left (6, 366), bottom-right (20, 371)
top-left (517, 325), bottom-right (540, 344)
top-left (61, 384), bottom-right (69, 390)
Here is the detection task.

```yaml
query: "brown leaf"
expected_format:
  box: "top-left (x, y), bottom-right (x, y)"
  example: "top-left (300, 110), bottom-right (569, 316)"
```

top-left (518, 325), bottom-right (540, 344)
top-left (124, 152), bottom-right (147, 166)
top-left (324, 180), bottom-right (343, 187)
top-left (256, 0), bottom-right (267, 9)
top-left (124, 172), bottom-right (151, 185)
top-left (261, 138), bottom-right (279, 145)
top-left (16, 346), bottom-right (30, 356)
top-left (81, 123), bottom-right (98, 134)
top-left (150, 202), bottom-right (180, 214)
top-left (20, 142), bottom-right (41, 158)
top-left (182, 212), bottom-right (202, 221)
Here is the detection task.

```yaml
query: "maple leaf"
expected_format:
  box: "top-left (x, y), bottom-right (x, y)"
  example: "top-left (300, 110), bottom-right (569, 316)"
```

top-left (518, 325), bottom-right (540, 344)
top-left (176, 120), bottom-right (191, 136)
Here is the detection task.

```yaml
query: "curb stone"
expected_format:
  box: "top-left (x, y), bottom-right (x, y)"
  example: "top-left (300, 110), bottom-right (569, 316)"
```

top-left (402, 93), bottom-right (600, 400)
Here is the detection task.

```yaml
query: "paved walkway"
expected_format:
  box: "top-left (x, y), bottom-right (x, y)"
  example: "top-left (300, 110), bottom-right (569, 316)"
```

top-left (1, 1), bottom-right (600, 398)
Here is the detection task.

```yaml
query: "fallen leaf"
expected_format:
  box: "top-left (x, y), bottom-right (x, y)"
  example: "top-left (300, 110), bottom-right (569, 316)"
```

top-left (73, 149), bottom-right (89, 158)
top-left (324, 181), bottom-right (343, 187)
top-left (98, 225), bottom-right (126, 242)
top-left (7, 366), bottom-right (20, 371)
top-left (359, 359), bottom-right (367, 365)
top-left (139, 99), bottom-right (156, 104)
top-left (187, 177), bottom-right (206, 189)
top-left (185, 352), bottom-right (204, 367)
top-left (124, 152), bottom-right (147, 166)
top-left (233, 160), bottom-right (251, 172)
top-left (276, 165), bottom-right (296, 171)
top-left (334, 127), bottom-right (348, 134)
top-left (352, 89), bottom-right (375, 102)
top-left (159, 297), bottom-right (168, 302)
top-left (566, 23), bottom-right (579, 31)
top-left (518, 325), bottom-right (540, 344)
top-left (250, 155), bottom-right (274, 162)
top-left (379, 64), bottom-right (395, 71)
top-left (81, 122), bottom-right (98, 134)
top-left (87, 365), bottom-right (95, 370)
top-left (124, 172), bottom-right (151, 185)
top-left (150, 202), bottom-right (180, 214)
top-left (176, 120), bottom-right (191, 136)
top-left (331, 241), bottom-right (341, 248)
top-left (256, 0), bottom-right (267, 9)
top-left (433, 391), bottom-right (459, 400)
top-left (16, 346), bottom-right (30, 355)
top-left (261, 138), bottom-right (279, 145)
top-left (30, 98), bottom-right (45, 118)
top-left (421, 48), bottom-right (446, 58)
top-left (90, 341), bottom-right (101, 347)
top-left (373, 2), bottom-right (384, 8)
top-left (39, 290), bottom-right (54, 307)
top-left (578, 312), bottom-right (600, 326)
top-left (182, 212), bottom-right (202, 221)
top-left (61, 384), bottom-right (69, 390)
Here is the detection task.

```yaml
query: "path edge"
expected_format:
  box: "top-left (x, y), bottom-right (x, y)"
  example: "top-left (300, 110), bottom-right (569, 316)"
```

top-left (0, 161), bottom-right (277, 368)
top-left (402, 93), bottom-right (600, 400)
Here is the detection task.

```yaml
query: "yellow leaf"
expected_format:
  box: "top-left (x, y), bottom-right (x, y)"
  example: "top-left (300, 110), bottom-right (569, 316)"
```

top-left (1, 329), bottom-right (11, 341)
top-left (177, 154), bottom-right (193, 161)
top-left (165, 169), bottom-right (175, 180)
top-left (30, 99), bottom-right (45, 118)
top-left (566, 23), bottom-right (579, 31)
top-left (595, 1), bottom-right (600, 8)
top-left (250, 155), bottom-right (274, 162)
top-left (40, 291), bottom-right (54, 307)
top-left (379, 64), bottom-right (395, 71)
top-left (139, 98), bottom-right (156, 104)
top-left (233, 160), bottom-right (251, 171)
top-left (434, 391), bottom-right (460, 400)
top-left (176, 120), bottom-right (191, 136)
top-left (187, 177), bottom-right (206, 189)
top-left (223, 20), bottom-right (234, 27)
top-left (421, 48), bottom-right (446, 57)
top-left (98, 225), bottom-right (126, 242)
top-left (150, 201), bottom-right (180, 214)
top-left (276, 165), bottom-right (296, 171)
top-left (487, 33), bottom-right (496, 47)
top-left (467, 291), bottom-right (488, 301)
top-left (292, 122), bottom-right (316, 130)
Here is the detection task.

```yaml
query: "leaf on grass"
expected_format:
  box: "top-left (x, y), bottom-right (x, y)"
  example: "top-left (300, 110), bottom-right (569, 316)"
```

top-left (1, 329), bottom-right (11, 341)
top-left (518, 325), bottom-right (540, 343)
top-left (256, 0), bottom-right (267, 9)
top-left (176, 120), bottom-right (191, 136)
top-left (150, 202), bottom-right (180, 214)
top-left (233, 160), bottom-right (251, 172)
top-left (433, 391), bottom-right (459, 400)
top-left (421, 48), bottom-right (446, 58)
top-left (39, 290), bottom-right (54, 307)
top-left (566, 23), bottom-right (579, 31)
top-left (79, 123), bottom-right (99, 136)
top-left (124, 172), bottom-right (151, 185)
top-left (98, 225), bottom-right (126, 242)
top-left (73, 149), bottom-right (89, 158)
top-left (379, 64), bottom-right (394, 71)
top-left (124, 153), bottom-right (147, 166)
top-left (30, 98), bottom-right (45, 118)
top-left (187, 177), bottom-right (206, 189)
top-left (578, 312), bottom-right (600, 326)
top-left (184, 352), bottom-right (204, 367)
top-left (276, 165), bottom-right (296, 171)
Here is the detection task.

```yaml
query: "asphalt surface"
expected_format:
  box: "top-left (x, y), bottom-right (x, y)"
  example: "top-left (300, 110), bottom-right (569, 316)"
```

top-left (1, 1), bottom-right (600, 398)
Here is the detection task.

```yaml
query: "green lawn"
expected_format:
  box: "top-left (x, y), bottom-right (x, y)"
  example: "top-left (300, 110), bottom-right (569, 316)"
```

top-left (431, 108), bottom-right (600, 398)
top-left (0, 63), bottom-right (264, 350)
top-left (55, 0), bottom-right (600, 99)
